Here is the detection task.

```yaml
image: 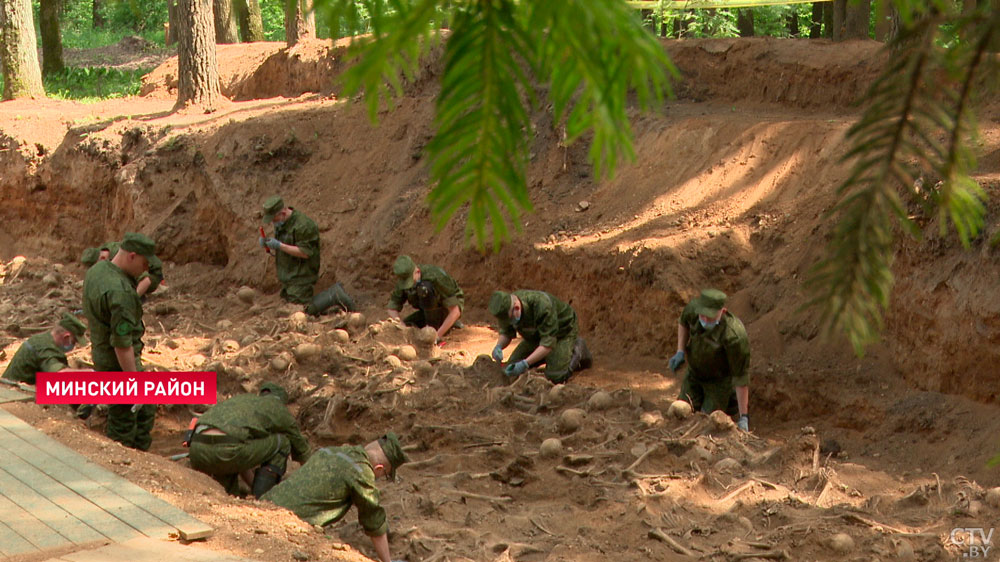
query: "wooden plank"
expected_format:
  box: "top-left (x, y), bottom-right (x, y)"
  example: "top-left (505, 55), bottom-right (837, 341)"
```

top-left (51, 537), bottom-right (257, 562)
top-left (0, 519), bottom-right (38, 556)
top-left (0, 410), bottom-right (212, 539)
top-left (0, 386), bottom-right (33, 404)
top-left (0, 410), bottom-right (211, 539)
top-left (0, 490), bottom-right (71, 551)
top-left (0, 422), bottom-right (175, 540)
top-left (0, 449), bottom-right (140, 544)
top-left (0, 467), bottom-right (105, 545)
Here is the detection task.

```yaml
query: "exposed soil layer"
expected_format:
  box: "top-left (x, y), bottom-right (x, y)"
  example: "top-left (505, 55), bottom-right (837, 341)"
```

top-left (1, 36), bottom-right (999, 562)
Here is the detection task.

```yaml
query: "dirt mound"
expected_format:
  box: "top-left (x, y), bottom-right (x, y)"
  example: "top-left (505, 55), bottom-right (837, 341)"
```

top-left (666, 37), bottom-right (886, 108)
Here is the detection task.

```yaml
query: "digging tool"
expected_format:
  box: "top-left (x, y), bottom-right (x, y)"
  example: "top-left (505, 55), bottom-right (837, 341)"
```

top-left (182, 416), bottom-right (198, 447)
top-left (259, 226), bottom-right (271, 255)
top-left (169, 452), bottom-right (190, 461)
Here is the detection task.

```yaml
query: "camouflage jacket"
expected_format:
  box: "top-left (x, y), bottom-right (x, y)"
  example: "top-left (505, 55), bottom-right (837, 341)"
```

top-left (387, 264), bottom-right (464, 311)
top-left (2, 332), bottom-right (68, 384)
top-left (498, 290), bottom-right (578, 348)
top-left (262, 445), bottom-right (387, 535)
top-left (273, 209), bottom-right (320, 287)
top-left (196, 393), bottom-right (311, 462)
top-left (680, 302), bottom-right (750, 386)
top-left (83, 260), bottom-right (144, 371)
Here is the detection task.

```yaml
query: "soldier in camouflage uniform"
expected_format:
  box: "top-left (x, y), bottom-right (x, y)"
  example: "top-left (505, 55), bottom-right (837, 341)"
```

top-left (668, 289), bottom-right (751, 431)
top-left (488, 290), bottom-right (592, 384)
top-left (259, 195), bottom-right (321, 304)
top-left (189, 382), bottom-right (311, 498)
top-left (2, 313), bottom-right (90, 384)
top-left (386, 255), bottom-right (464, 342)
top-left (82, 241), bottom-right (164, 298)
top-left (263, 432), bottom-right (409, 562)
top-left (83, 233), bottom-right (156, 450)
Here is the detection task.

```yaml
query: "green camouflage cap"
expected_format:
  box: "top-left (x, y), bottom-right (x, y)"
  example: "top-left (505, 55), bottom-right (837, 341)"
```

top-left (694, 289), bottom-right (727, 318)
top-left (488, 291), bottom-right (511, 320)
top-left (259, 381), bottom-right (289, 403)
top-left (263, 195), bottom-right (285, 223)
top-left (81, 247), bottom-right (100, 267)
top-left (100, 241), bottom-right (120, 255)
top-left (377, 431), bottom-right (409, 481)
top-left (120, 233), bottom-right (156, 259)
top-left (58, 313), bottom-right (88, 345)
top-left (393, 255), bottom-right (417, 291)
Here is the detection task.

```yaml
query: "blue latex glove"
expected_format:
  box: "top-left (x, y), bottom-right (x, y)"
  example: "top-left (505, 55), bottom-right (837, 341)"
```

top-left (261, 237), bottom-right (281, 251)
top-left (491, 344), bottom-right (504, 363)
top-left (737, 414), bottom-right (749, 432)
top-left (504, 360), bottom-right (529, 377)
top-left (668, 350), bottom-right (685, 372)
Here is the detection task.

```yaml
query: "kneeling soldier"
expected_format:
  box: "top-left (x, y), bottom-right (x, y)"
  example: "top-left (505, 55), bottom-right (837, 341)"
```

top-left (2, 313), bottom-right (89, 385)
top-left (189, 382), bottom-right (311, 497)
top-left (488, 290), bottom-right (592, 384)
top-left (263, 433), bottom-right (408, 562)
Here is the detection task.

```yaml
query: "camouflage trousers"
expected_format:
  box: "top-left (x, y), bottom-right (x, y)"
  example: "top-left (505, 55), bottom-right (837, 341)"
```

top-left (190, 433), bottom-right (291, 496)
top-left (678, 373), bottom-right (738, 416)
top-left (280, 282), bottom-right (315, 305)
top-left (106, 404), bottom-right (156, 451)
top-left (508, 329), bottom-right (589, 384)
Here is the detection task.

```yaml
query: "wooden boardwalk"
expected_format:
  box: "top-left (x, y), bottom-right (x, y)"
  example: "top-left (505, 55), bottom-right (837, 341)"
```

top-left (0, 407), bottom-right (213, 558)
top-left (43, 537), bottom-right (256, 562)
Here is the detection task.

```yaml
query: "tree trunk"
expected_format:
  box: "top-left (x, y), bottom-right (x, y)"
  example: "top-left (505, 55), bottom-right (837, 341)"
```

top-left (235, 0), bottom-right (264, 41)
top-left (823, 1), bottom-right (833, 38)
top-left (787, 9), bottom-right (799, 36)
top-left (213, 0), bottom-right (239, 43)
top-left (39, 0), bottom-right (64, 75)
top-left (833, 0), bottom-right (870, 40)
top-left (874, 2), bottom-right (899, 42)
top-left (92, 0), bottom-right (104, 27)
top-left (737, 8), bottom-right (754, 37)
top-left (0, 0), bottom-right (46, 99)
top-left (284, 0), bottom-right (314, 47)
top-left (175, 0), bottom-right (221, 110)
top-left (166, 0), bottom-right (177, 46)
top-left (810, 2), bottom-right (822, 37)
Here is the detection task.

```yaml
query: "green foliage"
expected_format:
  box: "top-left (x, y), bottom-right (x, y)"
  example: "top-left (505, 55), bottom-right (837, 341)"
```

top-left (806, 1), bottom-right (997, 355)
top-left (260, 0), bottom-right (289, 41)
top-left (322, 0), bottom-right (674, 249)
top-left (44, 66), bottom-right (148, 100)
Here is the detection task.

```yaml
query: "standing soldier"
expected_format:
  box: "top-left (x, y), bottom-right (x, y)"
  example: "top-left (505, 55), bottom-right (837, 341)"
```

top-left (262, 432), bottom-right (409, 562)
top-left (258, 196), bottom-right (321, 304)
top-left (1, 313), bottom-right (90, 385)
top-left (83, 233), bottom-right (156, 450)
top-left (189, 382), bottom-right (312, 498)
top-left (488, 290), bottom-right (592, 384)
top-left (668, 289), bottom-right (751, 431)
top-left (386, 255), bottom-right (464, 342)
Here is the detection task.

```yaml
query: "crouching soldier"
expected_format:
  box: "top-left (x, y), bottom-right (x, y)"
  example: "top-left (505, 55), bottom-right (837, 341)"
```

top-left (189, 382), bottom-right (311, 498)
top-left (488, 290), bottom-right (592, 383)
top-left (1, 313), bottom-right (90, 385)
top-left (263, 433), bottom-right (409, 562)
top-left (386, 255), bottom-right (464, 343)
